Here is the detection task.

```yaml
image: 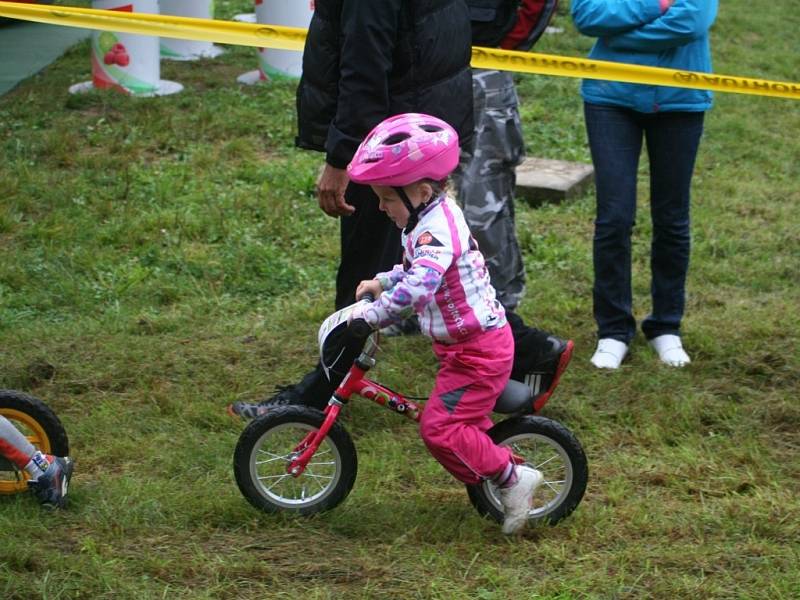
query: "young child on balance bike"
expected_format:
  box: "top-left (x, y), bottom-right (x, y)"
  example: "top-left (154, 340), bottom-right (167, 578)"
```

top-left (342, 113), bottom-right (571, 534)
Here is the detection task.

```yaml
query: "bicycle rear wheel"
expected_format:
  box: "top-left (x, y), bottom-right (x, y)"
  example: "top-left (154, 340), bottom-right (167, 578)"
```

top-left (233, 406), bottom-right (357, 515)
top-left (467, 416), bottom-right (588, 525)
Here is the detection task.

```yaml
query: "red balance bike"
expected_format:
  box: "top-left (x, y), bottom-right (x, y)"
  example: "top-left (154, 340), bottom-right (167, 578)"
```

top-left (234, 301), bottom-right (588, 526)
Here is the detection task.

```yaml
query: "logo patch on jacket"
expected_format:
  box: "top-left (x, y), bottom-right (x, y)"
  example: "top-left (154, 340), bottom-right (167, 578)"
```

top-left (416, 231), bottom-right (444, 248)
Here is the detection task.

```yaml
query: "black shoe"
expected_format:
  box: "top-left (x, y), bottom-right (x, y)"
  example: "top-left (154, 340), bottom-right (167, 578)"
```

top-left (261, 383), bottom-right (304, 406)
top-left (507, 311), bottom-right (574, 412)
top-left (28, 456), bottom-right (74, 509)
top-left (227, 384), bottom-right (303, 420)
top-left (524, 336), bottom-right (574, 412)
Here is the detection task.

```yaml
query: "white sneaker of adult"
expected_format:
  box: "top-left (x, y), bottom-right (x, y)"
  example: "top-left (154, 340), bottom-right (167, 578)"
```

top-left (590, 338), bottom-right (628, 369)
top-left (649, 334), bottom-right (691, 367)
top-left (499, 466), bottom-right (543, 535)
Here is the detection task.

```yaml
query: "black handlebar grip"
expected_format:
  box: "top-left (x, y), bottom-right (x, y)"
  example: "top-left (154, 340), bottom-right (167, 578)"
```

top-left (359, 292), bottom-right (375, 303)
top-left (347, 318), bottom-right (373, 341)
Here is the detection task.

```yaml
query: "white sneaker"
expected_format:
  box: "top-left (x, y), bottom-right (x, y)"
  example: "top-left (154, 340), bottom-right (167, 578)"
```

top-left (649, 334), bottom-right (691, 367)
top-left (590, 338), bottom-right (628, 369)
top-left (499, 466), bottom-right (543, 535)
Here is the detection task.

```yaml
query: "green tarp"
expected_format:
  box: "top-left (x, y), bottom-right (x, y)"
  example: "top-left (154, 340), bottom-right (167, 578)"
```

top-left (0, 20), bottom-right (89, 96)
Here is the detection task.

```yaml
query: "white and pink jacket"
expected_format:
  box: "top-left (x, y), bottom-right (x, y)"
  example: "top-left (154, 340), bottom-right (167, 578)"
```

top-left (361, 194), bottom-right (506, 344)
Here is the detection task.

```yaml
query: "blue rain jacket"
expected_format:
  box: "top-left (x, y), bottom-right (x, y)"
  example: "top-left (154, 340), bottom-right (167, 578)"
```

top-left (571, 0), bottom-right (718, 113)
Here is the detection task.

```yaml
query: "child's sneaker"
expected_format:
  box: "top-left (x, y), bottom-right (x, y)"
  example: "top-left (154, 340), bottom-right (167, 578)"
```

top-left (27, 456), bottom-right (73, 509)
top-left (499, 465), bottom-right (543, 534)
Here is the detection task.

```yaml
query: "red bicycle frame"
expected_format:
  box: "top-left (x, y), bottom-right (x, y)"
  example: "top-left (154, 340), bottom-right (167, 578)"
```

top-left (287, 353), bottom-right (421, 476)
top-left (284, 329), bottom-right (562, 476)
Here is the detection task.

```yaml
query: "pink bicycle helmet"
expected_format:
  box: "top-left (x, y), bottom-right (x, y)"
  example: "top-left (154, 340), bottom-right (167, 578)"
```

top-left (347, 113), bottom-right (460, 187)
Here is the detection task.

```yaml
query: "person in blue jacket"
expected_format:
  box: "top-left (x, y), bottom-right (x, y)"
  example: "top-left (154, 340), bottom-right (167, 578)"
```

top-left (571, 0), bottom-right (718, 369)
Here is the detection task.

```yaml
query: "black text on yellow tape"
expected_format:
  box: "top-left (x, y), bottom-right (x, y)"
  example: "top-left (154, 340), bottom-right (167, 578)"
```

top-left (471, 47), bottom-right (800, 101)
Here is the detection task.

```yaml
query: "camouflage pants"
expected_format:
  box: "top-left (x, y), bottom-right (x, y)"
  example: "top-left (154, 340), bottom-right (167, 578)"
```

top-left (453, 69), bottom-right (526, 310)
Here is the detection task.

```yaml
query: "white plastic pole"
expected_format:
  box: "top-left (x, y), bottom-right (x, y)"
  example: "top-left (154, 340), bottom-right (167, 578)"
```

top-left (69, 0), bottom-right (182, 96)
top-left (159, 0), bottom-right (224, 61)
top-left (238, 0), bottom-right (313, 84)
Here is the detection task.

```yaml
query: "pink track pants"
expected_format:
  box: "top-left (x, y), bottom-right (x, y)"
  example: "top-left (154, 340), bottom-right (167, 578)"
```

top-left (419, 324), bottom-right (514, 485)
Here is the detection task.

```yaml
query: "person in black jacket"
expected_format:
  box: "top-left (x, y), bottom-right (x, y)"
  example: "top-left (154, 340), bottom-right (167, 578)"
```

top-left (296, 0), bottom-right (474, 311)
top-left (228, 0), bottom-right (574, 419)
top-left (229, 0), bottom-right (475, 416)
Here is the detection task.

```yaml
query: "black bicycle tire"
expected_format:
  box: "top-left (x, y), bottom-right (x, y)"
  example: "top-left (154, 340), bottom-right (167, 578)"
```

top-left (0, 389), bottom-right (70, 457)
top-left (466, 415), bottom-right (588, 525)
top-left (233, 405), bottom-right (357, 515)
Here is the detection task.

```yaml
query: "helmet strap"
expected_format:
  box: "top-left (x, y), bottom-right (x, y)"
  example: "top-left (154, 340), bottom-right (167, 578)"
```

top-left (395, 185), bottom-right (439, 234)
top-left (394, 186), bottom-right (422, 234)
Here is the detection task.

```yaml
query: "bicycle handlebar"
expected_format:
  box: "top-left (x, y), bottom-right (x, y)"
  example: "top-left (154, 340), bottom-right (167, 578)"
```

top-left (347, 292), bottom-right (375, 340)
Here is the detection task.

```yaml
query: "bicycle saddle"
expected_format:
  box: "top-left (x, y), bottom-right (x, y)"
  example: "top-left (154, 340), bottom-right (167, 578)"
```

top-left (493, 379), bottom-right (534, 414)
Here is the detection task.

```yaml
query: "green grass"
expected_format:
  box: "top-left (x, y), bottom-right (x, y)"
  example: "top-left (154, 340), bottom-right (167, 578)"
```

top-left (1, 0), bottom-right (799, 598)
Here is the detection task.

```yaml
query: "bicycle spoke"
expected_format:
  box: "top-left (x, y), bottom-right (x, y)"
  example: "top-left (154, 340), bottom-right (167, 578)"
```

top-left (256, 455), bottom-right (290, 465)
top-left (262, 473), bottom-right (292, 492)
top-left (531, 454), bottom-right (559, 470)
top-left (256, 448), bottom-right (291, 461)
top-left (307, 460), bottom-right (336, 467)
top-left (257, 473), bottom-right (293, 480)
top-left (544, 478), bottom-right (566, 490)
top-left (303, 471), bottom-right (334, 483)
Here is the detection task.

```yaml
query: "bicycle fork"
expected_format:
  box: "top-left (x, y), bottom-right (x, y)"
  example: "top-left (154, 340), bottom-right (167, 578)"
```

top-left (286, 352), bottom-right (373, 477)
top-left (286, 349), bottom-right (423, 477)
top-left (285, 400), bottom-right (343, 476)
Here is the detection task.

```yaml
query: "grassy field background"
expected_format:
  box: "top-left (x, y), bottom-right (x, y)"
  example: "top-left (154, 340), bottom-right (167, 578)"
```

top-left (1, 0), bottom-right (798, 598)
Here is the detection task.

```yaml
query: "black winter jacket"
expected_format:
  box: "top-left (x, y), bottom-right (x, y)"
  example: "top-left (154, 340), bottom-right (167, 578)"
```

top-left (295, 0), bottom-right (474, 169)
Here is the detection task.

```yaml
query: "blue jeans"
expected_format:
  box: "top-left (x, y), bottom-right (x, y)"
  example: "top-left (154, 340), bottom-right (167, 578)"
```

top-left (584, 102), bottom-right (705, 344)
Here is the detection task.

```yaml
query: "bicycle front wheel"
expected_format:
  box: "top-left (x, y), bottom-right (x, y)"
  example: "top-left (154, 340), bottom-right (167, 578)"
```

top-left (233, 406), bottom-right (357, 515)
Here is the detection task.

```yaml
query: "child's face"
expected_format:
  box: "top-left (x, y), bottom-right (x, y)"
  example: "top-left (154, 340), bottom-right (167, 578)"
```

top-left (371, 183), bottom-right (432, 229)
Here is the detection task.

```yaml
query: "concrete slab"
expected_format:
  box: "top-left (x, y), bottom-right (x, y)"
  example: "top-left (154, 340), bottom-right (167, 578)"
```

top-left (515, 157), bottom-right (594, 206)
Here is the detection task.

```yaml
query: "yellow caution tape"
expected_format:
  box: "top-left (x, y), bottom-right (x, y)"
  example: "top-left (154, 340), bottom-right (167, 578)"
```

top-left (2, 1), bottom-right (799, 101)
top-left (0, 1), bottom-right (307, 51)
top-left (471, 47), bottom-right (800, 101)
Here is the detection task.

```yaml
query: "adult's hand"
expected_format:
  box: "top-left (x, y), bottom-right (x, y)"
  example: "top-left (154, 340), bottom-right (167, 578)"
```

top-left (316, 163), bottom-right (355, 217)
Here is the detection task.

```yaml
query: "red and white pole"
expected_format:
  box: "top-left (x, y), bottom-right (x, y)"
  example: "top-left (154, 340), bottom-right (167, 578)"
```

top-left (69, 0), bottom-right (182, 96)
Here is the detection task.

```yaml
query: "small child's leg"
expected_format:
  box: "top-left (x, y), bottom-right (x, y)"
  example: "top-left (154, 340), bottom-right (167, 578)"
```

top-left (0, 414), bottom-right (41, 473)
top-left (421, 327), bottom-right (543, 533)
top-left (420, 327), bottom-right (514, 484)
top-left (490, 461), bottom-right (518, 489)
